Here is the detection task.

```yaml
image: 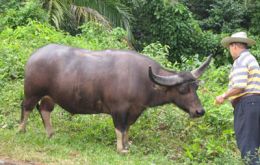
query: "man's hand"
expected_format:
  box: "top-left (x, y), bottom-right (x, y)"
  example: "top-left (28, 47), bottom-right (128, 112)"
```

top-left (215, 94), bottom-right (225, 105)
top-left (215, 88), bottom-right (243, 105)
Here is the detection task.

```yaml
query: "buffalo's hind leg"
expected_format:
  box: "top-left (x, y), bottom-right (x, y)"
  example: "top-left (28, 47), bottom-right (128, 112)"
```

top-left (38, 96), bottom-right (55, 138)
top-left (19, 97), bottom-right (40, 133)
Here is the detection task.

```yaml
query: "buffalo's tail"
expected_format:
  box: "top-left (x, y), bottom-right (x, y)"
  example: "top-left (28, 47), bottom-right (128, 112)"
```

top-left (20, 100), bottom-right (24, 123)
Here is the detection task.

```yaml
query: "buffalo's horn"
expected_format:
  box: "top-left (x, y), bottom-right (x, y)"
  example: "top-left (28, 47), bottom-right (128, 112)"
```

top-left (191, 54), bottom-right (213, 79)
top-left (149, 66), bottom-right (185, 86)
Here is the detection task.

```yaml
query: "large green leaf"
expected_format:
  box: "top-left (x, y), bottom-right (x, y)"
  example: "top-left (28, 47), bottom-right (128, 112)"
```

top-left (42, 0), bottom-right (133, 39)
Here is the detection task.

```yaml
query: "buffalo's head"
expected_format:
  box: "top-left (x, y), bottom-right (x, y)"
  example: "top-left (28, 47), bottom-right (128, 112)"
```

top-left (149, 55), bottom-right (213, 118)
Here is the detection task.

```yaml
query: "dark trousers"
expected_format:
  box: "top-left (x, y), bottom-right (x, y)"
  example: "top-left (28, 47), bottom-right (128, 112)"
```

top-left (233, 95), bottom-right (260, 165)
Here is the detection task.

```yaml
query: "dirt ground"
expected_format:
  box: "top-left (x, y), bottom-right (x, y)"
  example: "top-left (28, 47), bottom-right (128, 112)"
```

top-left (0, 157), bottom-right (44, 165)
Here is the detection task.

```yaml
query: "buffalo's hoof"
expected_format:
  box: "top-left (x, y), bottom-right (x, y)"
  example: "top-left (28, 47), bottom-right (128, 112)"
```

top-left (118, 149), bottom-right (129, 154)
top-left (17, 126), bottom-right (26, 133)
top-left (47, 132), bottom-right (55, 139)
top-left (124, 141), bottom-right (132, 150)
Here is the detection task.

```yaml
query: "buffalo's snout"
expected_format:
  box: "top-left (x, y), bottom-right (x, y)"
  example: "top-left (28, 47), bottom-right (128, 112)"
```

top-left (189, 108), bottom-right (205, 118)
top-left (195, 109), bottom-right (205, 116)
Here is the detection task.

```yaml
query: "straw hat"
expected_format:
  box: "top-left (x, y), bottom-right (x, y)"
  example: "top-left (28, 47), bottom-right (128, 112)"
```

top-left (221, 32), bottom-right (256, 48)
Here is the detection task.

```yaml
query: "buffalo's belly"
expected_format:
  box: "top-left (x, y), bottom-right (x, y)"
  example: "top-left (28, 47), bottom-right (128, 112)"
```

top-left (55, 98), bottom-right (109, 115)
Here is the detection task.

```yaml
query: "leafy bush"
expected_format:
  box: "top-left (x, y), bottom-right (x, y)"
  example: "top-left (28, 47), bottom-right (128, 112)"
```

top-left (252, 36), bottom-right (260, 61)
top-left (0, 0), bottom-right (48, 30)
top-left (181, 0), bottom-right (260, 42)
top-left (0, 21), bottom-right (128, 82)
top-left (79, 22), bottom-right (128, 49)
top-left (129, 0), bottom-right (221, 64)
top-left (141, 42), bottom-right (174, 68)
top-left (0, 0), bottom-right (20, 13)
top-left (248, 1), bottom-right (260, 35)
top-left (201, 0), bottom-right (246, 33)
top-left (181, 0), bottom-right (250, 34)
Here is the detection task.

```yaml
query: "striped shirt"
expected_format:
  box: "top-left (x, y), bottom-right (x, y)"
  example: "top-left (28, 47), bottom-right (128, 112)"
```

top-left (229, 50), bottom-right (260, 100)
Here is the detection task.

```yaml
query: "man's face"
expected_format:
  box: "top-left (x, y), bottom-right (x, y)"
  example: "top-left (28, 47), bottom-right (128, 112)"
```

top-left (228, 43), bottom-right (237, 59)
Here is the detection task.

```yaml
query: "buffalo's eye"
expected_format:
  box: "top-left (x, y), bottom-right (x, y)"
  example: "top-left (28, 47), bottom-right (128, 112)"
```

top-left (178, 81), bottom-right (199, 94)
top-left (193, 83), bottom-right (199, 90)
top-left (193, 80), bottom-right (200, 90)
top-left (179, 84), bottom-right (190, 94)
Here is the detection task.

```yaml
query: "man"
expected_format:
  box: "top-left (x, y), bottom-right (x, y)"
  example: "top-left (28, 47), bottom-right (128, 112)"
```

top-left (215, 32), bottom-right (260, 164)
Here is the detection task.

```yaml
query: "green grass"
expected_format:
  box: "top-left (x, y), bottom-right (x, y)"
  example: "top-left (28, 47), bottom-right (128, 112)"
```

top-left (0, 129), bottom-right (173, 165)
top-left (0, 79), bottom-right (244, 164)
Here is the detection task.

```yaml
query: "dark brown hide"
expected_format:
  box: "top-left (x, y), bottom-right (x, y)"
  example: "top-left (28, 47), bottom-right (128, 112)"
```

top-left (20, 44), bottom-right (211, 153)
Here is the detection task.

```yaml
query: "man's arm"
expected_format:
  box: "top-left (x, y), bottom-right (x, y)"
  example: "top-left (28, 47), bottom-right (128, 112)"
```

top-left (215, 88), bottom-right (244, 104)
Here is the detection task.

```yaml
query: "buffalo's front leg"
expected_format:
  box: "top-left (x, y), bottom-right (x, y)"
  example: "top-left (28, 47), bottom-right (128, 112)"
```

top-left (122, 127), bottom-right (130, 150)
top-left (115, 128), bottom-right (129, 153)
top-left (112, 112), bottom-right (130, 153)
top-left (38, 96), bottom-right (55, 138)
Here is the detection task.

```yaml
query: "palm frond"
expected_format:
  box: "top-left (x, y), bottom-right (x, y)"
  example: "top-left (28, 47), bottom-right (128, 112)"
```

top-left (72, 0), bottom-right (134, 32)
top-left (42, 0), bottom-right (135, 41)
top-left (71, 5), bottom-right (110, 28)
top-left (43, 0), bottom-right (69, 29)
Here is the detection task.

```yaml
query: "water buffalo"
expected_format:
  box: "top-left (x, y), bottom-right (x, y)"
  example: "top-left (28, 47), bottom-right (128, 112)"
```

top-left (19, 44), bottom-right (212, 153)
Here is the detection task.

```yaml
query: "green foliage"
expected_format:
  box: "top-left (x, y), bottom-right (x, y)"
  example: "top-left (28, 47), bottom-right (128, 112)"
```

top-left (180, 0), bottom-right (214, 20)
top-left (141, 42), bottom-right (174, 69)
top-left (247, 1), bottom-right (260, 35)
top-left (181, 0), bottom-right (260, 36)
top-left (79, 22), bottom-right (128, 49)
top-left (129, 0), bottom-right (219, 63)
top-left (0, 0), bottom-right (20, 13)
top-left (42, 0), bottom-right (133, 37)
top-left (0, 81), bottom-right (23, 129)
top-left (0, 21), bottom-right (128, 83)
top-left (0, 0), bottom-right (48, 30)
top-left (251, 36), bottom-right (260, 61)
top-left (201, 0), bottom-right (246, 33)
